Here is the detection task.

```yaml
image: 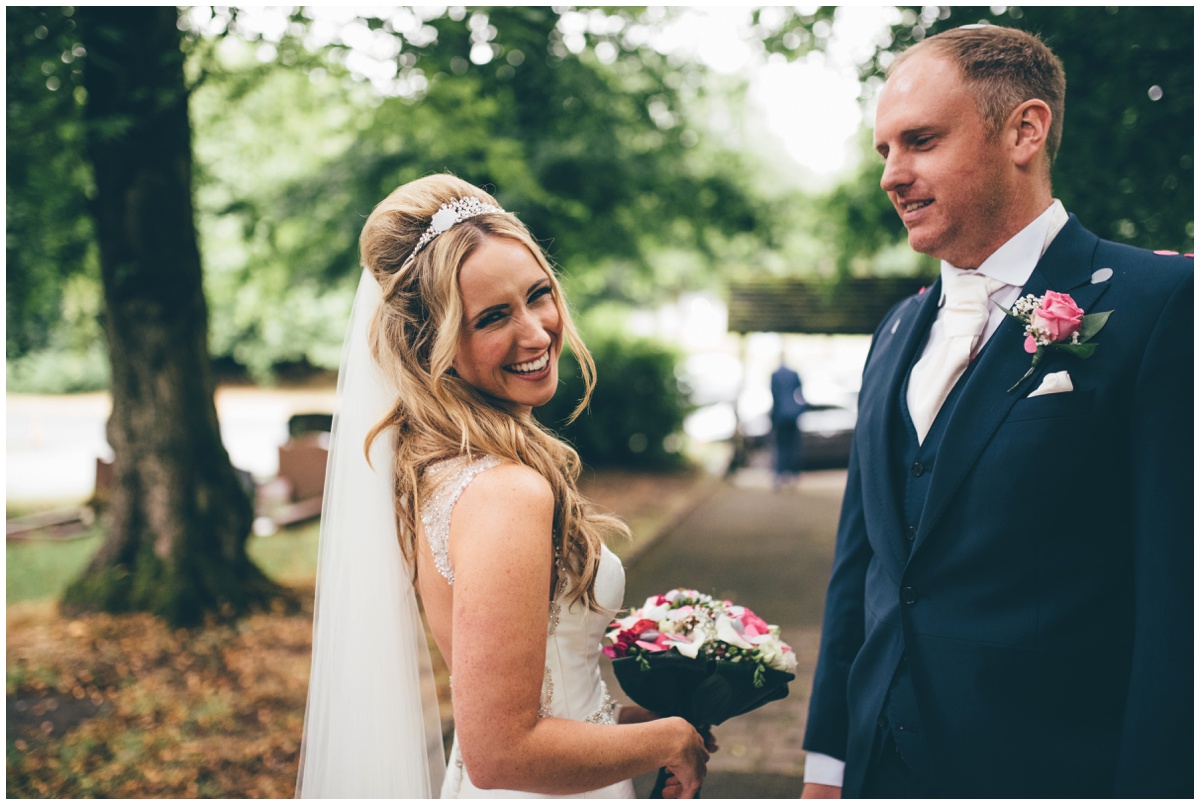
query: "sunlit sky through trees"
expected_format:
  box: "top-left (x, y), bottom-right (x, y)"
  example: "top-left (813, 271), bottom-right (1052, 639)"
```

top-left (184, 5), bottom-right (903, 184)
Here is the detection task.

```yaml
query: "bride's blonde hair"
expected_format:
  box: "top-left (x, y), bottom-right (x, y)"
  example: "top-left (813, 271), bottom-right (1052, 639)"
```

top-left (361, 174), bottom-right (629, 611)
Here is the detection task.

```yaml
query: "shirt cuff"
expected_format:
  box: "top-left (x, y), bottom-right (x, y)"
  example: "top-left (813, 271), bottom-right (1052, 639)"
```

top-left (804, 752), bottom-right (845, 787)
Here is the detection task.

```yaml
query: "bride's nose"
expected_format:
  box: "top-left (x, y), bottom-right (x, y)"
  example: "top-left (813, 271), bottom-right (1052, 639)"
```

top-left (514, 309), bottom-right (552, 350)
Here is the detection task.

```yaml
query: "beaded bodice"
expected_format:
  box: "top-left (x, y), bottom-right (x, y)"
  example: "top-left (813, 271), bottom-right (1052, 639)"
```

top-left (422, 454), bottom-right (631, 798)
top-left (421, 454), bottom-right (502, 586)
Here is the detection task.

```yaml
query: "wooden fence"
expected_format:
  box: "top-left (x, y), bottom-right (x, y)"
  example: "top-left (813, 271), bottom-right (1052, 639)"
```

top-left (727, 276), bottom-right (932, 334)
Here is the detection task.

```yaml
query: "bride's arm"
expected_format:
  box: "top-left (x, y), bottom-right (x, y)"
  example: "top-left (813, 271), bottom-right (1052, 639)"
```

top-left (448, 462), bottom-right (708, 797)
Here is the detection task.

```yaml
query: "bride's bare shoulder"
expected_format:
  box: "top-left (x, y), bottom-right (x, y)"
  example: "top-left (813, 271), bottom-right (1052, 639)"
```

top-left (449, 460), bottom-right (554, 586)
top-left (455, 459), bottom-right (553, 518)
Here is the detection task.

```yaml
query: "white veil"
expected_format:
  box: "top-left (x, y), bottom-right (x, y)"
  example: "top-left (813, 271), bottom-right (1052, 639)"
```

top-left (296, 268), bottom-right (445, 798)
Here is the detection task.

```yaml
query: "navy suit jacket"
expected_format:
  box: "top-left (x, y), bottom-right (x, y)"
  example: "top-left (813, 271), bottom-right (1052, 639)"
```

top-left (803, 217), bottom-right (1193, 797)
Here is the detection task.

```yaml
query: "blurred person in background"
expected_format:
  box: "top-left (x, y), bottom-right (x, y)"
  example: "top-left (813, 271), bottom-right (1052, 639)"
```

top-left (769, 357), bottom-right (807, 489)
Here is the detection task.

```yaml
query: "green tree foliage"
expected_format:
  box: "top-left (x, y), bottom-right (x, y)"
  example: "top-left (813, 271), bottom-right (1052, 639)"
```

top-left (187, 6), bottom-right (775, 379)
top-left (5, 8), bottom-right (99, 359)
top-left (8, 7), bottom-right (776, 383)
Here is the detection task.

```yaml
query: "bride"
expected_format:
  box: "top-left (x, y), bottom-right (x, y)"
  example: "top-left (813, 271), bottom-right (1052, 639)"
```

top-left (296, 175), bottom-right (710, 798)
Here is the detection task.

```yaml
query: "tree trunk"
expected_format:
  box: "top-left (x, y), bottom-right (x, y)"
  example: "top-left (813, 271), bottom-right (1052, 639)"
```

top-left (63, 7), bottom-right (280, 626)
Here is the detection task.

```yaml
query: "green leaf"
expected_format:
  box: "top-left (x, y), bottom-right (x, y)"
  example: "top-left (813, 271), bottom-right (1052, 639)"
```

top-left (1052, 342), bottom-right (1099, 359)
top-left (1077, 310), bottom-right (1113, 342)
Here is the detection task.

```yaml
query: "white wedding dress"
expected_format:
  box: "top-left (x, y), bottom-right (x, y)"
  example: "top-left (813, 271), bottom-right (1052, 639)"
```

top-left (423, 454), bottom-right (636, 799)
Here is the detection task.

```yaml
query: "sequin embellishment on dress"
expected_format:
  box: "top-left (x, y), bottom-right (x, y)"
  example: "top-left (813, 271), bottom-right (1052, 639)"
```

top-left (422, 454), bottom-right (502, 585)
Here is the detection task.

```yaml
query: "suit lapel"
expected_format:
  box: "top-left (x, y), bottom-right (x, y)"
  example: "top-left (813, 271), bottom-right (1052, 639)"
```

top-left (912, 217), bottom-right (1111, 552)
top-left (856, 281), bottom-right (941, 573)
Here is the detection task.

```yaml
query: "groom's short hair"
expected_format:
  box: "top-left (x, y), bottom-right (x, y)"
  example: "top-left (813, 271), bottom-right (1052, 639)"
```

top-left (890, 25), bottom-right (1066, 168)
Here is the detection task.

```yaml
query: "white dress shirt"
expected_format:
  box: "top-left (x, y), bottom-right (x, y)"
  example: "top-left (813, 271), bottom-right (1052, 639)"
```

top-left (804, 199), bottom-right (1069, 789)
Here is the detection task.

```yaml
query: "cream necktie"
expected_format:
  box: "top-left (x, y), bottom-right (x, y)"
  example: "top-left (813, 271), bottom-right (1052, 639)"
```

top-left (909, 272), bottom-right (1004, 443)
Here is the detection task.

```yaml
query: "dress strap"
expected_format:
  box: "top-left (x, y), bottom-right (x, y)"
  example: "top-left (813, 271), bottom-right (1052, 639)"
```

top-left (421, 454), bottom-right (502, 585)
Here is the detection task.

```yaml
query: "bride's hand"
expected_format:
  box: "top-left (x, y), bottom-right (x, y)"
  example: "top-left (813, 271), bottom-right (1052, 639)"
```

top-left (660, 718), bottom-right (709, 799)
top-left (618, 707), bottom-right (718, 753)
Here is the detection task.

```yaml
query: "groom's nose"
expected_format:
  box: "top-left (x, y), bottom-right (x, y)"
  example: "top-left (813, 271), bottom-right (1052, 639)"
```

top-left (880, 153), bottom-right (911, 194)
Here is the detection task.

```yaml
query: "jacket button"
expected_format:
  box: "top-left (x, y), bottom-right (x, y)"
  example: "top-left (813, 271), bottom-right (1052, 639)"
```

top-left (901, 587), bottom-right (917, 605)
top-left (877, 715), bottom-right (889, 729)
top-left (910, 461), bottom-right (925, 477)
top-left (905, 525), bottom-right (917, 541)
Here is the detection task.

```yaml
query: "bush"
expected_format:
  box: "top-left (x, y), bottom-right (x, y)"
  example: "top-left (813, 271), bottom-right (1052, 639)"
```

top-left (6, 342), bottom-right (110, 394)
top-left (537, 331), bottom-right (690, 470)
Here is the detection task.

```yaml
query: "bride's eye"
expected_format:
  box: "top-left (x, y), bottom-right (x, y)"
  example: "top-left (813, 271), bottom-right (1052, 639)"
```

top-left (475, 310), bottom-right (506, 329)
top-left (529, 285), bottom-right (553, 304)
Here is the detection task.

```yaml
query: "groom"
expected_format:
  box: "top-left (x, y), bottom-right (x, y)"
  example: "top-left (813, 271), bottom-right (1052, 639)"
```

top-left (801, 25), bottom-right (1192, 798)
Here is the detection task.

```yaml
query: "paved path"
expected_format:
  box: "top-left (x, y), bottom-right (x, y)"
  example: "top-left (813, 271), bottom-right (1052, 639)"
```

top-left (608, 456), bottom-right (847, 798)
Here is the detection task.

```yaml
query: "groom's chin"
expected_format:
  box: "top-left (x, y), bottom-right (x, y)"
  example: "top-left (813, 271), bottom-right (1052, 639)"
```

top-left (905, 231), bottom-right (937, 259)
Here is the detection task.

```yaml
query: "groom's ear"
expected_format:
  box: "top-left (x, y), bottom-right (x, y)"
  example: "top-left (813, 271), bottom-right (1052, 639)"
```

top-left (1007, 99), bottom-right (1053, 170)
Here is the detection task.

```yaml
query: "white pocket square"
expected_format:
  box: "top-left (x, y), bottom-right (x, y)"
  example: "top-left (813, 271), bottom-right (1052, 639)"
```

top-left (1028, 370), bottom-right (1073, 398)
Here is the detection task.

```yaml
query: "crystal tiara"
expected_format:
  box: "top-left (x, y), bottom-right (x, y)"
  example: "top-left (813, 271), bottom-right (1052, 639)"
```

top-left (411, 196), bottom-right (505, 257)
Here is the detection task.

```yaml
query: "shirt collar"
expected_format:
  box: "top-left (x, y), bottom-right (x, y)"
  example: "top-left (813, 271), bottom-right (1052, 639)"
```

top-left (938, 199), bottom-right (1068, 302)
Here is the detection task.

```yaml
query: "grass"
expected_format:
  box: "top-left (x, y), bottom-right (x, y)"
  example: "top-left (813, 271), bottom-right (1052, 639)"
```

top-left (5, 467), bottom-right (713, 798)
top-left (7, 531), bottom-right (104, 605)
top-left (6, 524), bottom-right (323, 607)
top-left (245, 521), bottom-right (320, 585)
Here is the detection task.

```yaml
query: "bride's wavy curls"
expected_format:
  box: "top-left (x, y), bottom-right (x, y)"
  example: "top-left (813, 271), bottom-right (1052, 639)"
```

top-left (361, 174), bottom-right (629, 611)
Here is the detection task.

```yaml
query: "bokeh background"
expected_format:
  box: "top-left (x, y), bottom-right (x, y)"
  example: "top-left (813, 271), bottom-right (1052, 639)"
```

top-left (6, 6), bottom-right (1193, 797)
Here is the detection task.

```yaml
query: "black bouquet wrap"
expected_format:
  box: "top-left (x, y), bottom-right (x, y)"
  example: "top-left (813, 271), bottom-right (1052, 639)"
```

top-left (611, 650), bottom-right (795, 797)
top-left (612, 650), bottom-right (794, 726)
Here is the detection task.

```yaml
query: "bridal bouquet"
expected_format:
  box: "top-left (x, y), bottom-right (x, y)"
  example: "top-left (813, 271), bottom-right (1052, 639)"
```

top-left (605, 589), bottom-right (797, 797)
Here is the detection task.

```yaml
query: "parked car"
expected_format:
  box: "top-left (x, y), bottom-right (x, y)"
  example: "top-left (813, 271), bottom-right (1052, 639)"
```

top-left (795, 401), bottom-right (857, 469)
